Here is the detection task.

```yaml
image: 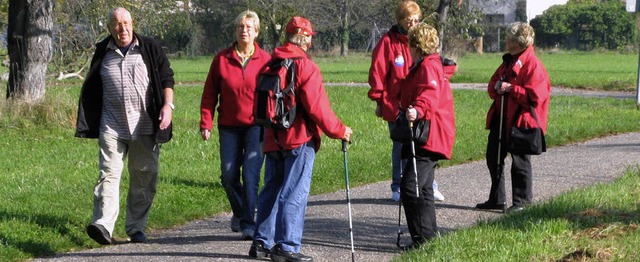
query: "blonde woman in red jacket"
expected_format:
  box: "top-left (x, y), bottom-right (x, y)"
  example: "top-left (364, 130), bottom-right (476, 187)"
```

top-left (476, 22), bottom-right (551, 213)
top-left (398, 23), bottom-right (456, 250)
top-left (368, 1), bottom-right (445, 202)
top-left (199, 10), bottom-right (271, 240)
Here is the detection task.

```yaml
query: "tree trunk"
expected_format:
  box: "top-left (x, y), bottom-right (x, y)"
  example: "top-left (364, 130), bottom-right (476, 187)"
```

top-left (340, 0), bottom-right (349, 57)
top-left (436, 0), bottom-right (451, 53)
top-left (7, 0), bottom-right (54, 103)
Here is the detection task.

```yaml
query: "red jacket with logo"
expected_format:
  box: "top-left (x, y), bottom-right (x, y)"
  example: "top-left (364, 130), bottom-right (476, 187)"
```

top-left (486, 45), bottom-right (551, 140)
top-left (400, 54), bottom-right (456, 160)
top-left (200, 42), bottom-right (271, 130)
top-left (368, 25), bottom-right (412, 122)
top-left (263, 43), bottom-right (347, 153)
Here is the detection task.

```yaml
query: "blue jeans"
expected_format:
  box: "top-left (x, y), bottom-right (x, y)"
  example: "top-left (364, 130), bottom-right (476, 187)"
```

top-left (388, 121), bottom-right (406, 193)
top-left (254, 142), bottom-right (316, 253)
top-left (218, 125), bottom-right (264, 232)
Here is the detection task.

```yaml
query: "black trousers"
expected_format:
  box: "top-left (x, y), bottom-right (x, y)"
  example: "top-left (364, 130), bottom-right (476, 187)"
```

top-left (400, 145), bottom-right (438, 244)
top-left (485, 119), bottom-right (533, 207)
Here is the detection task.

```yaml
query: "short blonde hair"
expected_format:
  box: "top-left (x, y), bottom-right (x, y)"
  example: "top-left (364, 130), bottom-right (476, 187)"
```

top-left (408, 23), bottom-right (439, 56)
top-left (506, 22), bottom-right (535, 48)
top-left (234, 10), bottom-right (260, 33)
top-left (286, 33), bottom-right (312, 49)
top-left (395, 1), bottom-right (422, 24)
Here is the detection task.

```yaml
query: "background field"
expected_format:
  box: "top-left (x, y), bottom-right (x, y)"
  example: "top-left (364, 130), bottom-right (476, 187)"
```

top-left (1, 51), bottom-right (640, 261)
top-left (168, 51), bottom-right (640, 91)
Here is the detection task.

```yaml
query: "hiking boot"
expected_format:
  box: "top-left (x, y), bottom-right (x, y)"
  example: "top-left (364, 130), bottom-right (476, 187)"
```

top-left (86, 223), bottom-right (112, 245)
top-left (128, 231), bottom-right (147, 243)
top-left (506, 205), bottom-right (524, 213)
top-left (241, 229), bottom-right (254, 241)
top-left (230, 216), bottom-right (241, 232)
top-left (249, 240), bottom-right (270, 259)
top-left (475, 201), bottom-right (506, 211)
top-left (270, 245), bottom-right (313, 262)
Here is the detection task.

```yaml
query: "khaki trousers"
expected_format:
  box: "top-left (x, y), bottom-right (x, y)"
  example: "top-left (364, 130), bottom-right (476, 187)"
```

top-left (92, 132), bottom-right (159, 237)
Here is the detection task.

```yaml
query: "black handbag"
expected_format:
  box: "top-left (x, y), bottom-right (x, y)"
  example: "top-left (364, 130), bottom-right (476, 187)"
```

top-left (509, 104), bottom-right (546, 155)
top-left (390, 110), bottom-right (430, 145)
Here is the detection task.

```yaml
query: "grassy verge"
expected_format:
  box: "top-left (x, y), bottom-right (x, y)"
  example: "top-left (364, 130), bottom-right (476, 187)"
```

top-left (396, 167), bottom-right (640, 262)
top-left (0, 85), bottom-right (639, 261)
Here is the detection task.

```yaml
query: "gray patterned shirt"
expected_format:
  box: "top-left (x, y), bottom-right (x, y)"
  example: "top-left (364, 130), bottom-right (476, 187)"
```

top-left (100, 38), bottom-right (154, 140)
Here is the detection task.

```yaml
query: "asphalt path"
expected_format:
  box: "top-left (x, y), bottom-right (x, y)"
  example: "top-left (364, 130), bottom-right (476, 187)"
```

top-left (32, 85), bottom-right (640, 262)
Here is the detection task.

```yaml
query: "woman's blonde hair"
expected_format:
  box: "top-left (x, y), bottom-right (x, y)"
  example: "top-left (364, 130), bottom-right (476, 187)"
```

top-left (286, 33), bottom-right (312, 49)
top-left (395, 1), bottom-right (422, 24)
top-left (506, 22), bottom-right (535, 48)
top-left (234, 10), bottom-right (260, 33)
top-left (408, 23), bottom-right (439, 56)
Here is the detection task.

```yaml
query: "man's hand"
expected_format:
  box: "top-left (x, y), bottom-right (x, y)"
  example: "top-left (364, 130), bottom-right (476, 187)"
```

top-left (158, 104), bottom-right (173, 130)
top-left (201, 129), bottom-right (211, 141)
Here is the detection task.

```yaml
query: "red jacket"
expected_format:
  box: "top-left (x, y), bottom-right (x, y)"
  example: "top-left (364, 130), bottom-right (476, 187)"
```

top-left (400, 54), bottom-right (456, 160)
top-left (486, 45), bottom-right (551, 140)
top-left (200, 42), bottom-right (271, 130)
top-left (368, 25), bottom-right (412, 122)
top-left (263, 43), bottom-right (347, 153)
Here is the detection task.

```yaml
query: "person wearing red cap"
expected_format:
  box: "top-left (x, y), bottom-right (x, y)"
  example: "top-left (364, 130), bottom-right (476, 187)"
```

top-left (200, 10), bottom-right (271, 240)
top-left (249, 16), bottom-right (352, 262)
top-left (368, 1), bottom-right (446, 203)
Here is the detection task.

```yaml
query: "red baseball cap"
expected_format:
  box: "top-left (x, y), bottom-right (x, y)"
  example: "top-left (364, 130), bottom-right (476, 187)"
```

top-left (285, 16), bottom-right (316, 36)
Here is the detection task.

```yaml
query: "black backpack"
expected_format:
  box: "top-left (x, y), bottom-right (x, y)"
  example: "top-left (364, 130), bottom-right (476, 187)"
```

top-left (254, 58), bottom-right (297, 129)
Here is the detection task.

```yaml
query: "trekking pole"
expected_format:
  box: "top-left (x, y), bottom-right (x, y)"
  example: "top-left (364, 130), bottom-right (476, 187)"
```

top-left (341, 140), bottom-right (356, 262)
top-left (396, 159), bottom-right (403, 247)
top-left (497, 94), bottom-right (506, 213)
top-left (409, 121), bottom-right (419, 198)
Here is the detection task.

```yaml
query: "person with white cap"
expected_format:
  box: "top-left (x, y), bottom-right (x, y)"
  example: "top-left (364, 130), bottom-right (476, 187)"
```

top-left (248, 16), bottom-right (352, 262)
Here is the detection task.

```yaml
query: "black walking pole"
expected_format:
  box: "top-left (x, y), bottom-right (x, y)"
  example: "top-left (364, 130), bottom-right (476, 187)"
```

top-left (342, 140), bottom-right (356, 262)
top-left (497, 95), bottom-right (507, 213)
top-left (396, 160), bottom-right (403, 248)
top-left (409, 121), bottom-right (419, 198)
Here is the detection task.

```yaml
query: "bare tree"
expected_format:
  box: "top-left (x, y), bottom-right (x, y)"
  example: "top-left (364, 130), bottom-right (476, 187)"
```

top-left (7, 0), bottom-right (54, 103)
top-left (309, 0), bottom-right (389, 56)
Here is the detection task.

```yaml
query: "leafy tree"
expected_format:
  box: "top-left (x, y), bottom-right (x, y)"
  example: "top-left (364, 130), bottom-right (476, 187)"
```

top-left (531, 0), bottom-right (636, 50)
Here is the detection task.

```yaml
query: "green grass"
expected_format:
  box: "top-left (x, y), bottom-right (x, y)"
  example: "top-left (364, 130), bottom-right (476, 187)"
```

top-left (38, 51), bottom-right (639, 91)
top-left (395, 167), bottom-right (640, 262)
top-left (1, 84), bottom-right (640, 261)
top-left (163, 51), bottom-right (640, 91)
top-left (453, 51), bottom-right (639, 91)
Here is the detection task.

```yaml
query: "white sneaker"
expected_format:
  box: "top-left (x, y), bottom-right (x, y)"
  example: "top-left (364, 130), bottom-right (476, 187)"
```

top-left (391, 191), bottom-right (401, 202)
top-left (433, 188), bottom-right (445, 202)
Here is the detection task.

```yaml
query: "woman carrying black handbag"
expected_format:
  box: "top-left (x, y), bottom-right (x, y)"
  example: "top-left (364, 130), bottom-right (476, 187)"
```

top-left (396, 23), bottom-right (456, 250)
top-left (476, 22), bottom-right (551, 213)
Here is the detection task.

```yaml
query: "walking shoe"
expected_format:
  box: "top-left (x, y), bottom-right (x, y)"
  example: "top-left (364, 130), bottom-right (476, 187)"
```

top-left (241, 229), bottom-right (254, 241)
top-left (475, 201), bottom-right (506, 211)
top-left (230, 216), bottom-right (241, 232)
top-left (248, 240), bottom-right (270, 259)
top-left (128, 231), bottom-right (147, 243)
top-left (270, 245), bottom-right (313, 262)
top-left (433, 188), bottom-right (445, 202)
top-left (391, 191), bottom-right (401, 202)
top-left (86, 223), bottom-right (112, 245)
top-left (506, 205), bottom-right (524, 213)
top-left (399, 242), bottom-right (422, 252)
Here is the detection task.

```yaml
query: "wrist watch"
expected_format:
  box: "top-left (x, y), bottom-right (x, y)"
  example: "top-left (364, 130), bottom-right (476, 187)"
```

top-left (166, 102), bottom-right (175, 110)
